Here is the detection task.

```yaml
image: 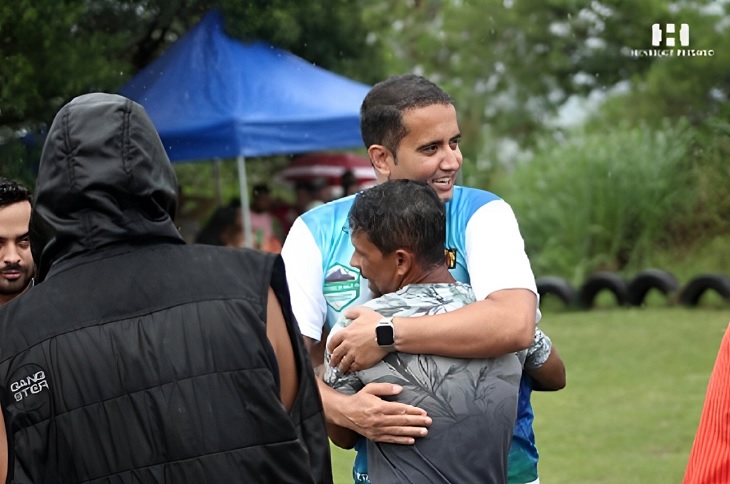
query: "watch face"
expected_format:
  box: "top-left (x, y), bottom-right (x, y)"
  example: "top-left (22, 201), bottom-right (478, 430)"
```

top-left (376, 324), bottom-right (395, 346)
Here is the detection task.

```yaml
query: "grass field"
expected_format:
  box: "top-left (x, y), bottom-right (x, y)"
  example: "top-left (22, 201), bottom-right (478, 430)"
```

top-left (328, 304), bottom-right (730, 483)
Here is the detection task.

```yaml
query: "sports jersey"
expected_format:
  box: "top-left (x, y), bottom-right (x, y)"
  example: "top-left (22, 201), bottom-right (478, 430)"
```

top-left (510, 328), bottom-right (553, 483)
top-left (324, 282), bottom-right (521, 483)
top-left (282, 184), bottom-right (540, 482)
top-left (283, 186), bottom-right (538, 340)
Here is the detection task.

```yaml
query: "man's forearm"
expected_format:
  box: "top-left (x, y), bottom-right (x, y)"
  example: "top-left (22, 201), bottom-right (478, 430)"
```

top-left (304, 334), bottom-right (327, 369)
top-left (527, 347), bottom-right (566, 391)
top-left (327, 421), bottom-right (359, 449)
top-left (393, 288), bottom-right (536, 358)
top-left (315, 378), bottom-right (431, 445)
top-left (306, 337), bottom-right (354, 427)
top-left (318, 377), bottom-right (360, 448)
top-left (317, 377), bottom-right (352, 427)
top-left (305, 334), bottom-right (357, 429)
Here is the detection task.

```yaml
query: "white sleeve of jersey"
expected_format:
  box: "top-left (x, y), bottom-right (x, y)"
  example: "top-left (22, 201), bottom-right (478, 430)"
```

top-left (280, 217), bottom-right (327, 342)
top-left (464, 199), bottom-right (538, 301)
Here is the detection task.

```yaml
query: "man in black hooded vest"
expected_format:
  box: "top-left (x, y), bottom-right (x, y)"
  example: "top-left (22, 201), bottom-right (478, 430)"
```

top-left (0, 93), bottom-right (332, 483)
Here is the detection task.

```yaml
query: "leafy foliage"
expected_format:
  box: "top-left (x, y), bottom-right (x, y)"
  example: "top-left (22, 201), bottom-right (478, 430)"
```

top-left (1, 1), bottom-right (127, 128)
top-left (2, 0), bottom-right (729, 274)
top-left (362, 0), bottom-right (729, 182)
top-left (362, 1), bottom-right (655, 162)
top-left (0, 0), bottom-right (381, 132)
top-left (220, 0), bottom-right (384, 85)
top-left (0, 138), bottom-right (39, 188)
top-left (0, 0), bottom-right (381, 192)
top-left (494, 121), bottom-right (697, 284)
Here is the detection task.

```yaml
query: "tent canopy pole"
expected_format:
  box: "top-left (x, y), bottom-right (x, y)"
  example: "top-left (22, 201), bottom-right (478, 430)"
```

top-left (236, 156), bottom-right (253, 249)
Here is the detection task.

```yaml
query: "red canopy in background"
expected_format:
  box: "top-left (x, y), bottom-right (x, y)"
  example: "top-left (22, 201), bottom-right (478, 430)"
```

top-left (276, 152), bottom-right (377, 186)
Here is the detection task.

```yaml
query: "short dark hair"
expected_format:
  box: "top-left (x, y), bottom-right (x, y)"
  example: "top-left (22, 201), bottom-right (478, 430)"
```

top-left (340, 170), bottom-right (356, 188)
top-left (0, 177), bottom-right (32, 208)
top-left (360, 74), bottom-right (453, 156)
top-left (195, 205), bottom-right (239, 246)
top-left (252, 184), bottom-right (270, 197)
top-left (348, 179), bottom-right (445, 269)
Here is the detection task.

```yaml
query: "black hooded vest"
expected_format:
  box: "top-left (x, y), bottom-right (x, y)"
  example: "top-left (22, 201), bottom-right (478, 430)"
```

top-left (0, 244), bottom-right (332, 483)
top-left (0, 93), bottom-right (331, 484)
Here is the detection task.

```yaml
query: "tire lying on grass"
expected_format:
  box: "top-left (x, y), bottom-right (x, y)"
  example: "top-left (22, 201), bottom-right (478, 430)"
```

top-left (627, 269), bottom-right (680, 306)
top-left (536, 276), bottom-right (575, 308)
top-left (577, 272), bottom-right (629, 309)
top-left (678, 274), bottom-right (730, 306)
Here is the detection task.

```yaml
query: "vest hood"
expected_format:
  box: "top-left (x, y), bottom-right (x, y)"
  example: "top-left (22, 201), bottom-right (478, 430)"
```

top-left (30, 93), bottom-right (183, 281)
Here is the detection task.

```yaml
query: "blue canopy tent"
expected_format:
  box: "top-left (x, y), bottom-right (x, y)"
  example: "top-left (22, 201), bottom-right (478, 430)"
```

top-left (120, 10), bottom-right (370, 246)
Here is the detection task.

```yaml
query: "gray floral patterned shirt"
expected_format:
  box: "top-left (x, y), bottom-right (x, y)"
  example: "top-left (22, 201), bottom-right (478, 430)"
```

top-left (325, 282), bottom-right (522, 484)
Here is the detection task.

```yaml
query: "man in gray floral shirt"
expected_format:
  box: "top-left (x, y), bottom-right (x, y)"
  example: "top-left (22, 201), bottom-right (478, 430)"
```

top-left (324, 180), bottom-right (522, 484)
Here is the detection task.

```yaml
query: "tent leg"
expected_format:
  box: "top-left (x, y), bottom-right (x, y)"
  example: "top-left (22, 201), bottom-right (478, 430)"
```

top-left (236, 156), bottom-right (254, 249)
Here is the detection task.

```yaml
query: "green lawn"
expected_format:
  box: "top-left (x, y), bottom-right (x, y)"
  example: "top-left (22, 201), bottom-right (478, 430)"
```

top-left (328, 306), bottom-right (730, 483)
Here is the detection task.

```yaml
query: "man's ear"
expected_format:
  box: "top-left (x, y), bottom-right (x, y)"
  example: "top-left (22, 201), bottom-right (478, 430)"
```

top-left (394, 249), bottom-right (413, 276)
top-left (368, 145), bottom-right (392, 180)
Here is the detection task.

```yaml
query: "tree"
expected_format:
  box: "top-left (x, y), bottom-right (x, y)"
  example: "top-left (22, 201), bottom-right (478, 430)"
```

top-left (0, 0), bottom-right (383, 179)
top-left (360, 0), bottom-right (729, 184)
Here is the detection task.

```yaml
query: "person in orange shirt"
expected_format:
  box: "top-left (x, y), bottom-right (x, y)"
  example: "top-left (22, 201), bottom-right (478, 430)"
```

top-left (684, 322), bottom-right (730, 483)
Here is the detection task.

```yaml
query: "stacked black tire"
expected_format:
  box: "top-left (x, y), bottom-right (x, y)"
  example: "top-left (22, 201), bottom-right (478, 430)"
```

top-left (535, 270), bottom-right (730, 309)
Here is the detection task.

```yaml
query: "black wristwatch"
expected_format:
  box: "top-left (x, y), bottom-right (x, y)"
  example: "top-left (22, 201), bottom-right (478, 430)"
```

top-left (376, 316), bottom-right (395, 348)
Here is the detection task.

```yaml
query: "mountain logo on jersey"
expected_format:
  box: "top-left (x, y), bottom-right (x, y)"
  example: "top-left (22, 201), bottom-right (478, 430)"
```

top-left (446, 248), bottom-right (457, 269)
top-left (324, 263), bottom-right (361, 311)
